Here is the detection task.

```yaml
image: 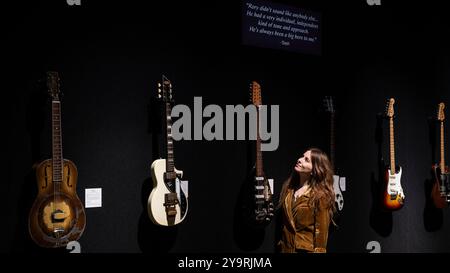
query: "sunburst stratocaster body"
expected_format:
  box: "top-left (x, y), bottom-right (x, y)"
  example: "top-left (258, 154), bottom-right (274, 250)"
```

top-left (383, 166), bottom-right (404, 210)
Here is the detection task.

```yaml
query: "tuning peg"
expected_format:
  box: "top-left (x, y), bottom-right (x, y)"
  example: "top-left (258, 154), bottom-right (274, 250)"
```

top-left (158, 83), bottom-right (161, 88)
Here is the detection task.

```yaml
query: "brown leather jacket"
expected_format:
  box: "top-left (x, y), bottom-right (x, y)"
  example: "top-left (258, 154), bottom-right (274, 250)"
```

top-left (278, 189), bottom-right (330, 253)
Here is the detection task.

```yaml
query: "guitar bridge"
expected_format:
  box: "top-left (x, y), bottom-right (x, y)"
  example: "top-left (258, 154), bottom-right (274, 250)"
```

top-left (164, 192), bottom-right (179, 217)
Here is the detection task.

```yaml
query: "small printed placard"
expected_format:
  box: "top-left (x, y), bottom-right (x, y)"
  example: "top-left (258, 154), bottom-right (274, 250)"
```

top-left (85, 188), bottom-right (102, 208)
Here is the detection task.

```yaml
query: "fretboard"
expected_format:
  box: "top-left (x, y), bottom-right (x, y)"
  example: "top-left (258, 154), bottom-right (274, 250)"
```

top-left (52, 101), bottom-right (64, 183)
top-left (441, 121), bottom-right (445, 171)
top-left (165, 102), bottom-right (175, 173)
top-left (389, 117), bottom-right (396, 175)
top-left (256, 106), bottom-right (264, 177)
top-left (330, 113), bottom-right (336, 172)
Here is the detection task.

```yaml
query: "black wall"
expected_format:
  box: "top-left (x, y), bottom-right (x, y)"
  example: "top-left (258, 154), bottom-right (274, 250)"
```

top-left (4, 0), bottom-right (450, 253)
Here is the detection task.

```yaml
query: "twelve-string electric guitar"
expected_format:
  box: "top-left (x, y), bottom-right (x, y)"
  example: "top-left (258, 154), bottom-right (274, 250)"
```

top-left (249, 81), bottom-right (274, 224)
top-left (323, 96), bottom-right (345, 211)
top-left (28, 71), bottom-right (86, 248)
top-left (431, 102), bottom-right (450, 208)
top-left (382, 98), bottom-right (405, 210)
top-left (148, 76), bottom-right (188, 226)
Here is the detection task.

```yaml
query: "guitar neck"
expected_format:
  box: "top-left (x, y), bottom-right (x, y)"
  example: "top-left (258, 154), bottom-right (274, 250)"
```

top-left (165, 102), bottom-right (175, 173)
top-left (52, 100), bottom-right (64, 183)
top-left (256, 106), bottom-right (263, 177)
top-left (330, 112), bottom-right (336, 172)
top-left (389, 117), bottom-right (396, 175)
top-left (441, 121), bottom-right (445, 170)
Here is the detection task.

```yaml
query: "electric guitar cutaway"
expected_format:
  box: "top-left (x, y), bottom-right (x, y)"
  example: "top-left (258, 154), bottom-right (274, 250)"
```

top-left (148, 76), bottom-right (188, 226)
top-left (431, 102), bottom-right (450, 208)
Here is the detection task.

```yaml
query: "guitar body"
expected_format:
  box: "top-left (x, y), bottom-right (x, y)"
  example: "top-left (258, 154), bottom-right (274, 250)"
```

top-left (148, 159), bottom-right (188, 226)
top-left (431, 165), bottom-right (449, 209)
top-left (28, 159), bottom-right (86, 248)
top-left (252, 174), bottom-right (274, 225)
top-left (333, 175), bottom-right (344, 211)
top-left (382, 165), bottom-right (405, 210)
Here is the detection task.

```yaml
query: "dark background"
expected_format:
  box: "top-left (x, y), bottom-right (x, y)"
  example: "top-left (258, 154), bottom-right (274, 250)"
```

top-left (4, 0), bottom-right (450, 253)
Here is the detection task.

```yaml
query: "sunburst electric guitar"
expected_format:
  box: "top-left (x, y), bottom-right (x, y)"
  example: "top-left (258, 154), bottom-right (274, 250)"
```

top-left (382, 98), bottom-right (405, 210)
top-left (431, 102), bottom-right (450, 208)
top-left (250, 81), bottom-right (274, 224)
top-left (28, 71), bottom-right (86, 248)
top-left (148, 76), bottom-right (188, 226)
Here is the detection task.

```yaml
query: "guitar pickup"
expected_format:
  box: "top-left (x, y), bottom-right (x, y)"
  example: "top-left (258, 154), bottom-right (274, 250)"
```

top-left (164, 172), bottom-right (178, 181)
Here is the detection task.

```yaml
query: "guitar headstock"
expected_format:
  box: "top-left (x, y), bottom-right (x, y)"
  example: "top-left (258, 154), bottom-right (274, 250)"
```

top-left (438, 102), bottom-right (445, 121)
top-left (323, 96), bottom-right (335, 114)
top-left (47, 71), bottom-right (61, 101)
top-left (385, 98), bottom-right (395, 118)
top-left (157, 75), bottom-right (173, 103)
top-left (249, 81), bottom-right (262, 106)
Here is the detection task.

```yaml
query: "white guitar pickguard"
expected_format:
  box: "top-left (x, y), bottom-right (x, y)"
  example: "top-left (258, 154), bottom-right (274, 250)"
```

top-left (148, 159), bottom-right (188, 226)
top-left (333, 175), bottom-right (345, 211)
top-left (387, 167), bottom-right (405, 199)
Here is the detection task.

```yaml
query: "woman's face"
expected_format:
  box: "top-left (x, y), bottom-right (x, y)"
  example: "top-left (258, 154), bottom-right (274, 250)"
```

top-left (294, 150), bottom-right (313, 174)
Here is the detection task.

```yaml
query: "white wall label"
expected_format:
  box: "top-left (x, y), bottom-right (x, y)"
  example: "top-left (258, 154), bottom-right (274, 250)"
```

top-left (85, 188), bottom-right (102, 208)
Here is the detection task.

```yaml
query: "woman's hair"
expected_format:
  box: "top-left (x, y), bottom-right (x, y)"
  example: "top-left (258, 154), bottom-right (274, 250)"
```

top-left (278, 148), bottom-right (336, 221)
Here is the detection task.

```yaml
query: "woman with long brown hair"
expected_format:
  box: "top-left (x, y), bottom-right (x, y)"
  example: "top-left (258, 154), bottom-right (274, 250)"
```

top-left (278, 148), bottom-right (336, 253)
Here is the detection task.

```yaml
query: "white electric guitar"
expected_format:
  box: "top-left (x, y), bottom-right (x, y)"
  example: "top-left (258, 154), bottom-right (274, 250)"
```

top-left (324, 96), bottom-right (345, 211)
top-left (148, 76), bottom-right (188, 226)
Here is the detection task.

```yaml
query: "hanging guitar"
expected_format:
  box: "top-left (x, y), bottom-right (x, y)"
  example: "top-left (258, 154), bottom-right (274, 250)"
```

top-left (148, 76), bottom-right (188, 226)
top-left (323, 96), bottom-right (345, 211)
top-left (431, 102), bottom-right (450, 208)
top-left (28, 71), bottom-right (86, 248)
top-left (382, 98), bottom-right (405, 210)
top-left (249, 81), bottom-right (274, 224)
